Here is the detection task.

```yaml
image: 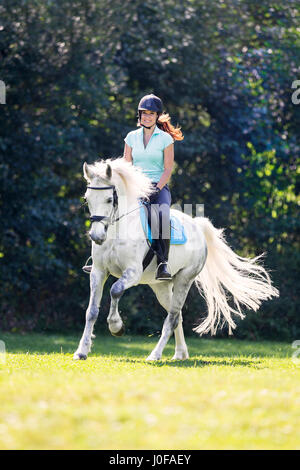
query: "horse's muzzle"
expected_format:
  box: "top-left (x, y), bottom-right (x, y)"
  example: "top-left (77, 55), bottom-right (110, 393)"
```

top-left (89, 231), bottom-right (106, 245)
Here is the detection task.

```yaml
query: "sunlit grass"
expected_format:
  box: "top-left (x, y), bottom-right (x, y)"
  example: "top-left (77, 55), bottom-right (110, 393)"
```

top-left (0, 333), bottom-right (299, 450)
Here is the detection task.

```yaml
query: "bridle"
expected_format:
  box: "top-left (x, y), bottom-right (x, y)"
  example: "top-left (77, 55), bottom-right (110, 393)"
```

top-left (87, 185), bottom-right (118, 228)
top-left (82, 183), bottom-right (153, 273)
top-left (87, 184), bottom-right (146, 230)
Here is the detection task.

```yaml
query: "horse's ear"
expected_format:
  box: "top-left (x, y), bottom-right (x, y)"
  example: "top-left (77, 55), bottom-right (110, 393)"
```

top-left (106, 163), bottom-right (112, 180)
top-left (83, 162), bottom-right (93, 182)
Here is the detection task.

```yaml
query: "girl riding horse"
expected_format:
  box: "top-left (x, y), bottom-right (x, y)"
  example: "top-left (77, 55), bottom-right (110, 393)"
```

top-left (123, 94), bottom-right (183, 280)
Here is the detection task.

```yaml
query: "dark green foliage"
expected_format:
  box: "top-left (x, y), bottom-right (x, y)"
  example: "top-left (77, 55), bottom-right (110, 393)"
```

top-left (0, 0), bottom-right (299, 339)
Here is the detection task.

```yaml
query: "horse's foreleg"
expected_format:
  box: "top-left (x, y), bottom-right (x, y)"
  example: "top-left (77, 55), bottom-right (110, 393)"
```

top-left (146, 273), bottom-right (194, 361)
top-left (73, 268), bottom-right (107, 360)
top-left (107, 266), bottom-right (142, 336)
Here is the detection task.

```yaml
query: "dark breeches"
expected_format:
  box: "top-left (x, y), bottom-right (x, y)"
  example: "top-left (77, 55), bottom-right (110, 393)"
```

top-left (148, 184), bottom-right (171, 262)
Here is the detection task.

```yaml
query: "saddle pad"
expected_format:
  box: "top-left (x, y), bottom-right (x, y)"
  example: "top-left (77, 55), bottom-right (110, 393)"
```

top-left (139, 204), bottom-right (187, 245)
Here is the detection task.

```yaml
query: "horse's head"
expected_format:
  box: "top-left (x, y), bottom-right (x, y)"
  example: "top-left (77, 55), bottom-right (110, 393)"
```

top-left (83, 162), bottom-right (116, 245)
top-left (83, 157), bottom-right (154, 245)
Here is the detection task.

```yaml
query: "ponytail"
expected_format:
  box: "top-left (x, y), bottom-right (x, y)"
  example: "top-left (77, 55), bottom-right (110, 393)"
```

top-left (157, 113), bottom-right (184, 141)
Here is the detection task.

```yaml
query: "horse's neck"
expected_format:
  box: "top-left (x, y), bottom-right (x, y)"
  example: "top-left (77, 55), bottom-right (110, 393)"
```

top-left (116, 179), bottom-right (139, 216)
top-left (107, 183), bottom-right (144, 242)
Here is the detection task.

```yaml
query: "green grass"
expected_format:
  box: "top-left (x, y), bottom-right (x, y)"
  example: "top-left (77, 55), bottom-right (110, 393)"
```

top-left (0, 332), bottom-right (299, 450)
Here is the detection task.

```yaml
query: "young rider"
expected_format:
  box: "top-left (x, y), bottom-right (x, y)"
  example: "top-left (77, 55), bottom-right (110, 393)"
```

top-left (123, 94), bottom-right (184, 280)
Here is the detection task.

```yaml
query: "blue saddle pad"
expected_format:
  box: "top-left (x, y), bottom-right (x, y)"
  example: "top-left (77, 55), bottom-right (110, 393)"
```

top-left (140, 204), bottom-right (187, 245)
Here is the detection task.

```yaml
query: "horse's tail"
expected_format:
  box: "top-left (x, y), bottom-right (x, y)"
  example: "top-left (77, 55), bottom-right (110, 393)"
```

top-left (193, 217), bottom-right (279, 335)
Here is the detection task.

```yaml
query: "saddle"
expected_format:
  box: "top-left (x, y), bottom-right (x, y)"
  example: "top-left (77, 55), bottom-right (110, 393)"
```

top-left (140, 201), bottom-right (187, 271)
top-left (82, 201), bottom-right (187, 274)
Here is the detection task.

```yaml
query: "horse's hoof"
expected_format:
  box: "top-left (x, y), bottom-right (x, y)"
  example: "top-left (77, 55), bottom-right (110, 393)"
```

top-left (111, 324), bottom-right (125, 337)
top-left (172, 351), bottom-right (189, 360)
top-left (172, 355), bottom-right (189, 361)
top-left (73, 353), bottom-right (87, 360)
top-left (146, 353), bottom-right (162, 362)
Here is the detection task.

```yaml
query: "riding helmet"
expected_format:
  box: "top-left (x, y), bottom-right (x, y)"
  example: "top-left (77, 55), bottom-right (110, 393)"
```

top-left (138, 94), bottom-right (163, 114)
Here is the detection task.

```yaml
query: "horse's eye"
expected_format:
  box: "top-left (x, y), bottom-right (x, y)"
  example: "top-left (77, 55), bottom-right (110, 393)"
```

top-left (106, 197), bottom-right (113, 203)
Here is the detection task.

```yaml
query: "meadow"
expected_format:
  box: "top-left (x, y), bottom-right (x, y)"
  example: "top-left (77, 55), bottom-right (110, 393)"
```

top-left (0, 332), bottom-right (299, 450)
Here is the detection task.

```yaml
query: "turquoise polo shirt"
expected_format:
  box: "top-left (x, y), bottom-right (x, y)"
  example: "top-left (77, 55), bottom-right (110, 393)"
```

top-left (124, 125), bottom-right (174, 182)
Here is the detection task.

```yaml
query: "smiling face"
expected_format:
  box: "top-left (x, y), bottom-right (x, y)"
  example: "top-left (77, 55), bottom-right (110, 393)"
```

top-left (140, 109), bottom-right (158, 128)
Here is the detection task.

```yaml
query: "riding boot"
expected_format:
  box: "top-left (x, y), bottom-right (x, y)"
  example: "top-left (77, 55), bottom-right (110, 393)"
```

top-left (155, 237), bottom-right (172, 280)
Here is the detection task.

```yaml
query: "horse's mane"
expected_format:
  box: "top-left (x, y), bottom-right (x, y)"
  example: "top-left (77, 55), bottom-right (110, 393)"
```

top-left (89, 158), bottom-right (154, 202)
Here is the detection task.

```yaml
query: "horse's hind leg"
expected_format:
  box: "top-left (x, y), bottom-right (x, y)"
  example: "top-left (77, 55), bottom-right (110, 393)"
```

top-left (149, 282), bottom-right (189, 361)
top-left (173, 313), bottom-right (189, 360)
top-left (147, 273), bottom-right (194, 361)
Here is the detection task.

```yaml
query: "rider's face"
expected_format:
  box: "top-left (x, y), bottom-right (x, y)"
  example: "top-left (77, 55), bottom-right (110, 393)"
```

top-left (140, 110), bottom-right (157, 128)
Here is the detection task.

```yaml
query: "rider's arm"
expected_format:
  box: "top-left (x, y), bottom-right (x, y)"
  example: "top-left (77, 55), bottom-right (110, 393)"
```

top-left (156, 143), bottom-right (174, 190)
top-left (123, 143), bottom-right (133, 163)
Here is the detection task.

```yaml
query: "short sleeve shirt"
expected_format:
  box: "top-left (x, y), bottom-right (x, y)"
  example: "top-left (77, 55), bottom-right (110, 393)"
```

top-left (124, 125), bottom-right (174, 182)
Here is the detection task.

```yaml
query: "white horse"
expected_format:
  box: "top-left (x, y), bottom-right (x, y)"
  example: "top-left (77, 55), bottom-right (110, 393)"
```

top-left (74, 158), bottom-right (279, 361)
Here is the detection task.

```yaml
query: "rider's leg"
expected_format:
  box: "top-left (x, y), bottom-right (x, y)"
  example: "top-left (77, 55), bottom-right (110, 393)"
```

top-left (155, 185), bottom-right (172, 280)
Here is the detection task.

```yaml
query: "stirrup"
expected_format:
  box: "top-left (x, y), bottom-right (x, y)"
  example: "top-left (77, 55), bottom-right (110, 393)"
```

top-left (155, 262), bottom-right (172, 280)
top-left (82, 256), bottom-right (92, 274)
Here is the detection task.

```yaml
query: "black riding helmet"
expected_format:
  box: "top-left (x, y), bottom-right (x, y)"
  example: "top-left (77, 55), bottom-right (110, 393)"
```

top-left (138, 94), bottom-right (163, 128)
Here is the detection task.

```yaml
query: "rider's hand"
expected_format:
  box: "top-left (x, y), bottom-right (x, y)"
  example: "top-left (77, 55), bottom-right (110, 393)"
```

top-left (149, 186), bottom-right (161, 203)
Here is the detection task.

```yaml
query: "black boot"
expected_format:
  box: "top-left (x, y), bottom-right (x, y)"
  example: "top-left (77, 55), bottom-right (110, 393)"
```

top-left (155, 237), bottom-right (172, 280)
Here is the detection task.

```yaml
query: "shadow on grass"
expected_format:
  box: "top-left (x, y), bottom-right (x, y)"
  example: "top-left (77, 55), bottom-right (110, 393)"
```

top-left (0, 331), bottom-right (288, 352)
top-left (110, 356), bottom-right (265, 369)
top-left (0, 332), bottom-right (289, 369)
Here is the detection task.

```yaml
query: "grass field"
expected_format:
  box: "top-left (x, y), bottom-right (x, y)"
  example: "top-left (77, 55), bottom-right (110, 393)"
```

top-left (0, 332), bottom-right (299, 450)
